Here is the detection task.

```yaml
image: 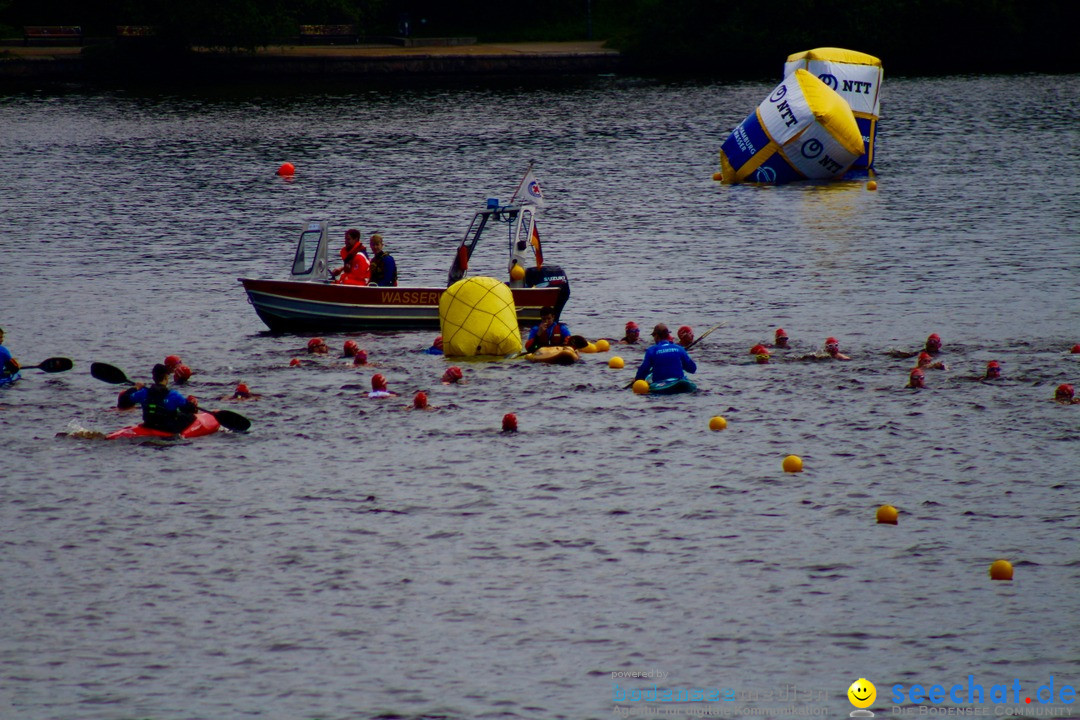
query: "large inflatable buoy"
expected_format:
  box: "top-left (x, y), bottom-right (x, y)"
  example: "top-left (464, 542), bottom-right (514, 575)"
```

top-left (718, 69), bottom-right (863, 185)
top-left (784, 48), bottom-right (883, 170)
top-left (439, 277), bottom-right (523, 357)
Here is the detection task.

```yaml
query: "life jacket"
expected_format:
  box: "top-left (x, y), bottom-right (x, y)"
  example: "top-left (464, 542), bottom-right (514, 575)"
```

top-left (338, 245), bottom-right (370, 285)
top-left (142, 382), bottom-right (176, 428)
top-left (371, 251), bottom-right (397, 286)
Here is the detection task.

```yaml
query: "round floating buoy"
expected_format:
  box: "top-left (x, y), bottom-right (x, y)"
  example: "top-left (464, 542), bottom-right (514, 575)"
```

top-left (709, 416), bottom-right (727, 431)
top-left (876, 504), bottom-right (898, 525)
top-left (277, 162), bottom-right (295, 176)
top-left (1071, 343), bottom-right (1080, 354)
top-left (608, 356), bottom-right (624, 369)
top-left (711, 171), bottom-right (723, 182)
top-left (632, 379), bottom-right (650, 394)
top-left (782, 454), bottom-right (803, 473)
top-left (510, 264), bottom-right (525, 281)
top-left (989, 559), bottom-right (1013, 581)
top-left (596, 339), bottom-right (610, 352)
top-left (867, 180), bottom-right (878, 191)
top-left (502, 413), bottom-right (518, 432)
top-left (289, 357), bottom-right (301, 366)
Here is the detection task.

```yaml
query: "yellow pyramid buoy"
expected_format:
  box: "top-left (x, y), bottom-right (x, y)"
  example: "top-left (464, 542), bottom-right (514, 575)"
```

top-left (876, 504), bottom-right (899, 524)
top-left (632, 379), bottom-right (650, 394)
top-left (709, 416), bottom-right (727, 431)
top-left (989, 559), bottom-right (1013, 581)
top-left (782, 454), bottom-right (803, 473)
top-left (596, 339), bottom-right (610, 352)
top-left (608, 356), bottom-right (624, 369)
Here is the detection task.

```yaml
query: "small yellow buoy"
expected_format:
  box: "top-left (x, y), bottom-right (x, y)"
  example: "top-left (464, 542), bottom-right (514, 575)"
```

top-left (782, 454), bottom-right (803, 473)
top-left (510, 264), bottom-right (525, 281)
top-left (632, 379), bottom-right (650, 394)
top-left (712, 171), bottom-right (723, 181)
top-left (277, 162), bottom-right (295, 176)
top-left (709, 416), bottom-right (727, 431)
top-left (596, 339), bottom-right (610, 352)
top-left (866, 180), bottom-right (877, 191)
top-left (608, 356), bottom-right (624, 369)
top-left (876, 504), bottom-right (899, 525)
top-left (989, 559), bottom-right (1013, 581)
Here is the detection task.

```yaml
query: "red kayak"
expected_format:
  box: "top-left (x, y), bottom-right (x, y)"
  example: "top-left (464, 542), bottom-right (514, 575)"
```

top-left (106, 411), bottom-right (221, 440)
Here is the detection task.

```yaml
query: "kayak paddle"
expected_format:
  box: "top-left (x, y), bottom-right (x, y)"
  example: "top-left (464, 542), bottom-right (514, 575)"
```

top-left (90, 361), bottom-right (251, 432)
top-left (685, 321), bottom-right (728, 350)
top-left (27, 357), bottom-right (74, 373)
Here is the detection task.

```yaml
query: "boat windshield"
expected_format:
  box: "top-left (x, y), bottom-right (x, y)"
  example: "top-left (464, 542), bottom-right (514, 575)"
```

top-left (292, 229), bottom-right (321, 276)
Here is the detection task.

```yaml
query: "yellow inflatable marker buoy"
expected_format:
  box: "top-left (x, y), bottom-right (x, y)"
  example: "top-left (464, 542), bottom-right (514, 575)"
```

top-left (632, 379), bottom-right (650, 394)
top-left (709, 416), bottom-right (727, 431)
top-left (439, 277), bottom-right (522, 357)
top-left (867, 180), bottom-right (878, 191)
top-left (876, 504), bottom-right (898, 524)
top-left (510, 264), bottom-right (525, 281)
top-left (782, 454), bottom-right (803, 473)
top-left (608, 356), bottom-right (624, 369)
top-left (989, 559), bottom-right (1013, 581)
top-left (595, 339), bottom-right (610, 352)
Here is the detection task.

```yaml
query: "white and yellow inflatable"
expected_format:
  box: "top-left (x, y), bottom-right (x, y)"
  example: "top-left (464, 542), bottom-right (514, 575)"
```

top-left (718, 68), bottom-right (863, 185)
top-left (439, 277), bottom-right (522, 357)
top-left (785, 48), bottom-right (883, 169)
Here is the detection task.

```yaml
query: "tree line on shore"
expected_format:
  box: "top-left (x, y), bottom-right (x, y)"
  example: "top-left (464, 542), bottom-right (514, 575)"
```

top-left (3, 0), bottom-right (1076, 76)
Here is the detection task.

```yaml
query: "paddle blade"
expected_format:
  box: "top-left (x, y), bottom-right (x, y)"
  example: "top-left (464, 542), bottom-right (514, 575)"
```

top-left (210, 409), bottom-right (251, 433)
top-left (35, 357), bottom-right (74, 373)
top-left (90, 362), bottom-right (132, 385)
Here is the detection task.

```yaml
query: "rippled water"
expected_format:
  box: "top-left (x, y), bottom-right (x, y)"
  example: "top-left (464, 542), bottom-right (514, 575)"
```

top-left (2, 74), bottom-right (1079, 720)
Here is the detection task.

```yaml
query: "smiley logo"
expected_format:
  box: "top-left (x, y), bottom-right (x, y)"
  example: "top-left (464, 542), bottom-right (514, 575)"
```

top-left (848, 678), bottom-right (876, 709)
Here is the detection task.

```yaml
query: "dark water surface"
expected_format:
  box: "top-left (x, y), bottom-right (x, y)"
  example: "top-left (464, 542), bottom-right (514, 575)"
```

top-left (1, 74), bottom-right (1079, 720)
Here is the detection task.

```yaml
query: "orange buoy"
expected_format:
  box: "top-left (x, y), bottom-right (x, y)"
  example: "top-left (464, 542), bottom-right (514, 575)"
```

top-left (876, 505), bottom-right (899, 524)
top-left (502, 413), bottom-right (518, 432)
top-left (277, 162), bottom-right (295, 176)
top-left (989, 559), bottom-right (1013, 581)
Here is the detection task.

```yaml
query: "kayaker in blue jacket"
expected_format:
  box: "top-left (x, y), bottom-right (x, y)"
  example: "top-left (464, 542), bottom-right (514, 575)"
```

top-left (117, 363), bottom-right (199, 433)
top-left (635, 323), bottom-right (697, 383)
top-left (0, 327), bottom-right (21, 385)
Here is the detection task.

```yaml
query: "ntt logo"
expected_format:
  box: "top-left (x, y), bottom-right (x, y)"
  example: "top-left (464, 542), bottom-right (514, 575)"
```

top-left (891, 676), bottom-right (1076, 706)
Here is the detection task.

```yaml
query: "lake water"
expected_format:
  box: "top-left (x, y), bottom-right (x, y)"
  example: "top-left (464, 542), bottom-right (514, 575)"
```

top-left (1, 73), bottom-right (1079, 720)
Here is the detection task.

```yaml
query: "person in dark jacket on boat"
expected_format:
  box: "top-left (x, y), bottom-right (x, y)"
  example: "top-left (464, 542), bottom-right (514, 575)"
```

top-left (117, 363), bottom-right (199, 433)
top-left (368, 233), bottom-right (398, 286)
top-left (635, 323), bottom-right (697, 384)
top-left (525, 306), bottom-right (571, 351)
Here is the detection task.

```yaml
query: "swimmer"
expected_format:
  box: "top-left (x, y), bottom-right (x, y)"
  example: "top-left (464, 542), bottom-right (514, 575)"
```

top-left (917, 351), bottom-right (947, 371)
top-left (352, 350), bottom-right (373, 367)
top-left (1054, 383), bottom-right (1079, 404)
top-left (824, 337), bottom-right (851, 361)
top-left (424, 336), bottom-right (444, 355)
top-left (368, 373), bottom-right (398, 399)
top-left (307, 337), bottom-right (328, 355)
top-left (342, 340), bottom-right (360, 358)
top-left (676, 326), bottom-right (694, 348)
top-left (441, 366), bottom-right (464, 384)
top-left (773, 328), bottom-right (789, 349)
top-left (620, 322), bottom-right (641, 345)
top-left (984, 361), bottom-right (1002, 380)
top-left (907, 367), bottom-right (926, 389)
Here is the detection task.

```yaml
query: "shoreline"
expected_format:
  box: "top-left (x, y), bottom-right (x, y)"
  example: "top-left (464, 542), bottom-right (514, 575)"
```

top-left (0, 40), bottom-right (622, 82)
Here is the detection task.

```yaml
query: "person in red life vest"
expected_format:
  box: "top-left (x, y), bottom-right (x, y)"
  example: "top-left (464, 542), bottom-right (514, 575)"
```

top-left (307, 337), bottom-right (328, 355)
top-left (352, 350), bottom-right (372, 367)
top-left (824, 337), bottom-right (851, 361)
top-left (677, 326), bottom-right (694, 348)
top-left (524, 306), bottom-right (571, 351)
top-left (330, 229), bottom-right (370, 286)
top-left (773, 328), bottom-right (790, 349)
top-left (907, 367), bottom-right (926, 389)
top-left (441, 366), bottom-right (464, 384)
top-left (368, 373), bottom-right (398, 399)
top-left (1055, 383), bottom-right (1079, 404)
top-left (984, 361), bottom-right (1002, 380)
top-left (368, 233), bottom-right (398, 287)
top-left (916, 351), bottom-right (947, 371)
top-left (620, 321), bottom-right (641, 344)
top-left (117, 363), bottom-right (199, 433)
